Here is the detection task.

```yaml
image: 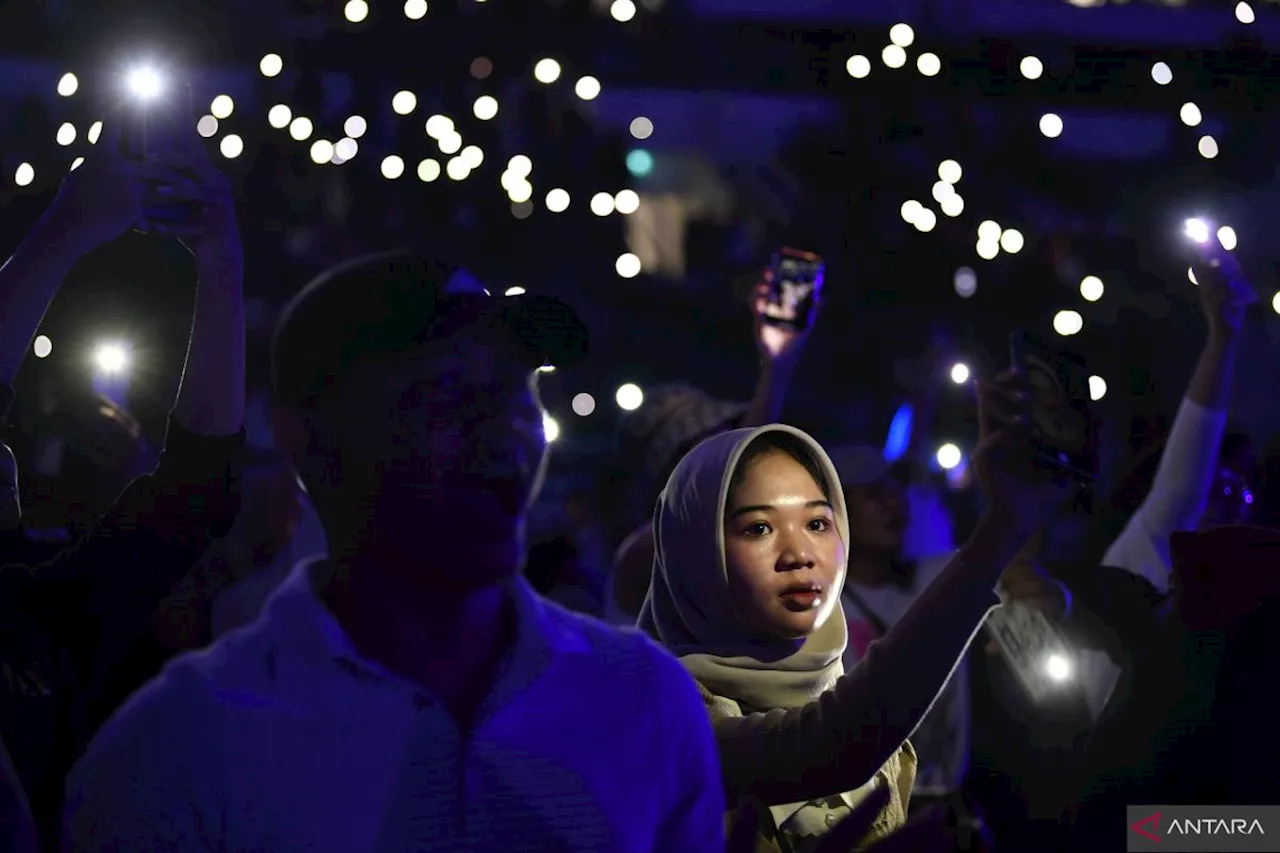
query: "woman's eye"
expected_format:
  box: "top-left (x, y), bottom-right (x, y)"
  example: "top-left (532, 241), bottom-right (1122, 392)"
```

top-left (808, 517), bottom-right (832, 532)
top-left (743, 522), bottom-right (770, 536)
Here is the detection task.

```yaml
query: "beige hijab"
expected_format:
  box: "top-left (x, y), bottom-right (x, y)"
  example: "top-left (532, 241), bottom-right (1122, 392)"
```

top-left (637, 424), bottom-right (850, 712)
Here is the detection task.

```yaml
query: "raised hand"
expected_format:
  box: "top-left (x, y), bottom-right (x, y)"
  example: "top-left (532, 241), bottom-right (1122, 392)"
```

top-left (971, 369), bottom-right (1079, 543)
top-left (42, 121), bottom-right (144, 254)
top-left (1191, 238), bottom-right (1256, 340)
top-left (133, 149), bottom-right (238, 255)
top-left (751, 280), bottom-right (817, 365)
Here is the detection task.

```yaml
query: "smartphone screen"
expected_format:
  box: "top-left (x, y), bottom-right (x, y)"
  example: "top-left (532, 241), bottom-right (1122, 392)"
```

top-left (1009, 332), bottom-right (1099, 483)
top-left (761, 248), bottom-right (824, 331)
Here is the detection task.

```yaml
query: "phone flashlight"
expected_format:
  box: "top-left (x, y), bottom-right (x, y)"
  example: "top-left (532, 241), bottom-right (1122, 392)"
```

top-left (1184, 217), bottom-right (1213, 245)
top-left (1042, 652), bottom-right (1073, 683)
top-left (125, 66), bottom-right (164, 101)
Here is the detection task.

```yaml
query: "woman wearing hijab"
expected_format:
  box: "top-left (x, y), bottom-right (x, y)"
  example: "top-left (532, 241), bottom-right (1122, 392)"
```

top-left (641, 372), bottom-right (1072, 852)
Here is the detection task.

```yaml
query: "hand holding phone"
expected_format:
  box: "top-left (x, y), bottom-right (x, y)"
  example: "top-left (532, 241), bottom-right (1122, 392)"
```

top-left (758, 248), bottom-right (824, 332)
top-left (1008, 332), bottom-right (1098, 484)
top-left (119, 73), bottom-right (200, 231)
top-left (1184, 219), bottom-right (1257, 339)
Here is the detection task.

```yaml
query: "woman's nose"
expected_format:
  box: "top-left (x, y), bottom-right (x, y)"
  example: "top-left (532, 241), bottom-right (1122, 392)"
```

top-left (775, 528), bottom-right (815, 571)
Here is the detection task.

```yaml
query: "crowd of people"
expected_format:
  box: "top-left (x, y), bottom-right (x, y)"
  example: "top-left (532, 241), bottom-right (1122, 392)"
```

top-left (0, 108), bottom-right (1276, 853)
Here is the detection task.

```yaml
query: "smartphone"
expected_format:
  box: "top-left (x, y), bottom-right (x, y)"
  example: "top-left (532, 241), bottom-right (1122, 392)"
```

top-left (1009, 332), bottom-right (1099, 483)
top-left (121, 80), bottom-right (196, 228)
top-left (760, 248), bottom-right (824, 331)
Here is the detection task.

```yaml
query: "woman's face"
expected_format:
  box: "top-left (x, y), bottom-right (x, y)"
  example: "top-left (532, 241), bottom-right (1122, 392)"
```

top-left (723, 449), bottom-right (845, 640)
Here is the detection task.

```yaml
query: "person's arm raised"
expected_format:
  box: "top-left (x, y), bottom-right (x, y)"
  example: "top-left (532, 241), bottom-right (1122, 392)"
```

top-left (0, 126), bottom-right (143, 387)
top-left (741, 281), bottom-right (816, 427)
top-left (712, 371), bottom-right (1077, 807)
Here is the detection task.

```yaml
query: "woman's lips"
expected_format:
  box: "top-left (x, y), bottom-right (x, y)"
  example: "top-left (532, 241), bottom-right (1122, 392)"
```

top-left (780, 588), bottom-right (823, 611)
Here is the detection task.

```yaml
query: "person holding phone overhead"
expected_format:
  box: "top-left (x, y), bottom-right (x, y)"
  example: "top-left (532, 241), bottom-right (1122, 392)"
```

top-left (640, 366), bottom-right (1075, 853)
top-left (0, 94), bottom-right (246, 847)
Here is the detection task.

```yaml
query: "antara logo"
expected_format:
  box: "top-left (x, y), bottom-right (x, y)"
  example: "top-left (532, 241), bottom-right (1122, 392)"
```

top-left (1131, 812), bottom-right (1267, 841)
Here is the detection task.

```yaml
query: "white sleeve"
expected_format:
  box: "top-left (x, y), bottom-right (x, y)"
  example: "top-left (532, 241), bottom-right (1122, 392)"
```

top-left (1102, 398), bottom-right (1227, 594)
top-left (62, 666), bottom-right (224, 853)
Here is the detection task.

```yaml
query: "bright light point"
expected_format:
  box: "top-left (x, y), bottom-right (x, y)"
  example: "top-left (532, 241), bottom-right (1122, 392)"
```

top-left (392, 90), bottom-right (417, 114)
top-left (55, 123), bottom-right (75, 146)
top-left (916, 53), bottom-right (942, 77)
top-left (1189, 267), bottom-right (1199, 285)
top-left (575, 76), bottom-right (601, 100)
top-left (417, 158), bottom-right (441, 181)
top-left (268, 105), bottom-right (292, 128)
top-left (57, 73), bottom-right (78, 96)
top-left (437, 132), bottom-right (462, 154)
top-left (87, 121), bottom-right (102, 144)
top-left (1053, 309), bottom-right (1084, 336)
top-left (1019, 56), bottom-right (1044, 80)
top-left (610, 0), bottom-right (637, 21)
top-left (1273, 291), bottom-right (1280, 315)
top-left (210, 95), bottom-right (234, 119)
top-left (543, 414), bottom-right (560, 443)
top-left (309, 140), bottom-right (334, 164)
top-left (882, 45), bottom-right (907, 69)
top-left (335, 137), bottom-right (358, 160)
top-left (260, 54), bottom-right (283, 77)
top-left (616, 253), bottom-right (642, 278)
top-left (1184, 218), bottom-right (1211, 244)
top-left (14, 163), bottom-right (34, 187)
top-left (939, 160), bottom-right (962, 184)
top-left (33, 335), bottom-right (52, 358)
top-left (936, 443), bottom-right (962, 470)
top-left (546, 189), bottom-right (570, 212)
top-left (507, 155), bottom-right (532, 176)
top-left (630, 116), bottom-right (654, 139)
top-left (572, 393), bottom-right (596, 416)
top-left (1040, 113), bottom-right (1064, 138)
top-left (950, 363), bottom-right (970, 384)
top-left (999, 229), bottom-right (1025, 254)
top-left (344, 0), bottom-right (369, 22)
top-left (615, 383), bottom-right (644, 411)
top-left (94, 343), bottom-right (128, 374)
top-left (404, 0), bottom-right (428, 18)
top-left (932, 181), bottom-right (955, 204)
top-left (1237, 1), bottom-right (1256, 23)
top-left (504, 286), bottom-right (526, 296)
top-left (900, 200), bottom-right (923, 224)
top-left (1080, 275), bottom-right (1105, 301)
top-left (473, 95), bottom-right (498, 120)
top-left (1044, 654), bottom-right (1072, 681)
top-left (615, 189), bottom-right (640, 214)
top-left (342, 115), bottom-right (366, 139)
top-left (1152, 62), bottom-right (1173, 85)
top-left (941, 194), bottom-right (965, 217)
top-left (1088, 375), bottom-right (1107, 401)
top-left (534, 58), bottom-right (562, 84)
top-left (1198, 136), bottom-right (1219, 159)
top-left (977, 240), bottom-right (1000, 261)
top-left (954, 267), bottom-right (977, 298)
top-left (196, 115), bottom-right (218, 138)
top-left (590, 192), bottom-right (615, 216)
top-left (977, 220), bottom-right (1002, 242)
top-left (1180, 103), bottom-right (1202, 127)
top-left (446, 157), bottom-right (470, 181)
top-left (70, 157), bottom-right (84, 171)
top-left (126, 67), bottom-right (162, 99)
top-left (914, 208), bottom-right (937, 232)
top-left (508, 180), bottom-right (533, 204)
top-left (847, 55), bottom-right (872, 78)
top-left (381, 155), bottom-right (405, 179)
top-left (461, 145), bottom-right (484, 169)
top-left (889, 23), bottom-right (915, 47)
top-left (1218, 226), bottom-right (1238, 251)
top-left (219, 135), bottom-right (244, 159)
top-left (289, 116), bottom-right (313, 141)
top-left (425, 115), bottom-right (455, 139)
